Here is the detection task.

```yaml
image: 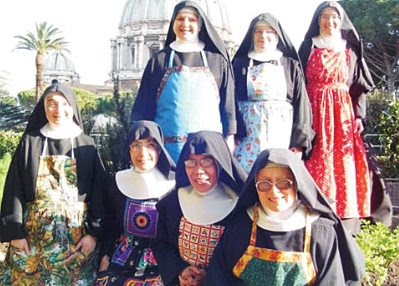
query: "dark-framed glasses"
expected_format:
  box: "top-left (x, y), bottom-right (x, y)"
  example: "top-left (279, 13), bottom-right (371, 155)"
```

top-left (255, 179), bottom-right (294, 192)
top-left (184, 157), bottom-right (215, 168)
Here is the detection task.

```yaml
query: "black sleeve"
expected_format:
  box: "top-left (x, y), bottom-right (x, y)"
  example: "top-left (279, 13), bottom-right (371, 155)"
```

top-left (204, 222), bottom-right (247, 285)
top-left (0, 138), bottom-right (27, 242)
top-left (100, 179), bottom-right (122, 258)
top-left (232, 57), bottom-right (249, 139)
top-left (130, 54), bottom-right (164, 122)
top-left (285, 58), bottom-right (315, 158)
top-left (311, 219), bottom-right (346, 285)
top-left (219, 56), bottom-right (237, 136)
top-left (84, 147), bottom-right (106, 239)
top-left (152, 192), bottom-right (189, 286)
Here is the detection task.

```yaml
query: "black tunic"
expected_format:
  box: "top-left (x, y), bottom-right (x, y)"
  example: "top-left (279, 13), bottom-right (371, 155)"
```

top-left (204, 212), bottom-right (345, 285)
top-left (0, 131), bottom-right (106, 241)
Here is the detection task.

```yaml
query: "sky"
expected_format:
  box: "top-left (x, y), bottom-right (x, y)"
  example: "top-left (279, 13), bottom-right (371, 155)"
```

top-left (0, 0), bottom-right (324, 97)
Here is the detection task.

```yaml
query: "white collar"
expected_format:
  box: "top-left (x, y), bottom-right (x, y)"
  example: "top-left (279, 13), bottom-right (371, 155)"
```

top-left (248, 50), bottom-right (282, 62)
top-left (247, 203), bottom-right (320, 232)
top-left (170, 40), bottom-right (205, 53)
top-left (178, 183), bottom-right (238, 225)
top-left (40, 122), bottom-right (82, 139)
top-left (312, 35), bottom-right (347, 52)
top-left (115, 167), bottom-right (174, 200)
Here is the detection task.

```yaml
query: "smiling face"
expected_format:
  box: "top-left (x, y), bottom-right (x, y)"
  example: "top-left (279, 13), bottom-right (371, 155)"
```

top-left (185, 154), bottom-right (218, 193)
top-left (173, 9), bottom-right (201, 43)
top-left (253, 22), bottom-right (279, 53)
top-left (129, 137), bottom-right (160, 172)
top-left (44, 92), bottom-right (74, 126)
top-left (319, 7), bottom-right (342, 37)
top-left (256, 165), bottom-right (297, 213)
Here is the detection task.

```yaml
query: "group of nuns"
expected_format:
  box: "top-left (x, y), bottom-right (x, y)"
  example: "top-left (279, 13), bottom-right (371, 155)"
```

top-left (0, 1), bottom-right (389, 285)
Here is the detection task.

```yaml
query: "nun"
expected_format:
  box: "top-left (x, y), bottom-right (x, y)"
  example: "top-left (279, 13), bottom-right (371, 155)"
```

top-left (0, 81), bottom-right (106, 285)
top-left (204, 149), bottom-right (365, 285)
top-left (152, 131), bottom-right (247, 286)
top-left (233, 13), bottom-right (314, 173)
top-left (95, 120), bottom-right (175, 285)
top-left (130, 1), bottom-right (237, 163)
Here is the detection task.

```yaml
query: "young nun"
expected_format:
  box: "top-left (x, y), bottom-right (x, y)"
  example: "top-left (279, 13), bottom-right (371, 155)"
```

top-left (95, 120), bottom-right (175, 285)
top-left (233, 13), bottom-right (314, 173)
top-left (298, 1), bottom-right (376, 233)
top-left (0, 80), bottom-right (105, 285)
top-left (130, 1), bottom-right (237, 162)
top-left (152, 131), bottom-right (247, 286)
top-left (204, 148), bottom-right (365, 285)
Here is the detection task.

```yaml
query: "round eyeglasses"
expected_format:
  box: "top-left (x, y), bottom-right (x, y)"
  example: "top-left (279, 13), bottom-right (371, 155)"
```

top-left (130, 141), bottom-right (159, 152)
top-left (255, 179), bottom-right (294, 192)
top-left (184, 157), bottom-right (215, 168)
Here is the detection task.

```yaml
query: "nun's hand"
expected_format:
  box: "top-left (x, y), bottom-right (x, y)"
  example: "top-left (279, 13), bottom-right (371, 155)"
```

top-left (98, 255), bottom-right (110, 272)
top-left (75, 234), bottom-right (96, 256)
top-left (11, 238), bottom-right (31, 255)
top-left (179, 265), bottom-right (206, 286)
top-left (355, 118), bottom-right (364, 134)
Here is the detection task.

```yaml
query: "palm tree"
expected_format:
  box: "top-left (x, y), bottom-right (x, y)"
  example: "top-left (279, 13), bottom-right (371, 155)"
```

top-left (15, 22), bottom-right (69, 101)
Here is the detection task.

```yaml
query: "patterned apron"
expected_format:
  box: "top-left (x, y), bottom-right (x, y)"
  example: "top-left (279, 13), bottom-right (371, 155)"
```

top-left (1, 138), bottom-right (97, 286)
top-left (154, 49), bottom-right (223, 163)
top-left (178, 217), bottom-right (224, 269)
top-left (232, 205), bottom-right (316, 286)
top-left (234, 59), bottom-right (293, 173)
top-left (95, 199), bottom-right (162, 286)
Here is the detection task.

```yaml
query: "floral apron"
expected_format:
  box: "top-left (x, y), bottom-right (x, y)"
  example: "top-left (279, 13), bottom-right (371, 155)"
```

top-left (154, 49), bottom-right (223, 163)
top-left (232, 205), bottom-right (316, 286)
top-left (234, 59), bottom-right (293, 173)
top-left (1, 138), bottom-right (96, 285)
top-left (95, 199), bottom-right (162, 286)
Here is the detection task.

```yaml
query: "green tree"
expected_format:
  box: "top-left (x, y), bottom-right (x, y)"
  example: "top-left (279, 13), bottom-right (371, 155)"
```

top-left (341, 0), bottom-right (399, 95)
top-left (14, 22), bottom-right (69, 101)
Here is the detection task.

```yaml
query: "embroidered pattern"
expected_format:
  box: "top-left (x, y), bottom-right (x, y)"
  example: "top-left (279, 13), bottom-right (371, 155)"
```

top-left (178, 217), bottom-right (224, 268)
top-left (124, 200), bottom-right (158, 238)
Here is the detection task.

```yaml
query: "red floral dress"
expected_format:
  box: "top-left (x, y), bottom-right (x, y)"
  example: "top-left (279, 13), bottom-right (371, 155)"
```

top-left (305, 48), bottom-right (370, 219)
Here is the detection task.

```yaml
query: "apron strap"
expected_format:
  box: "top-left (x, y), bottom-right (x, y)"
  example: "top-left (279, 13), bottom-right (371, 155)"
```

top-left (168, 49), bottom-right (208, 68)
top-left (249, 204), bottom-right (260, 247)
top-left (41, 138), bottom-right (49, 157)
top-left (303, 207), bottom-right (312, 253)
top-left (70, 138), bottom-right (75, 159)
top-left (168, 49), bottom-right (175, 68)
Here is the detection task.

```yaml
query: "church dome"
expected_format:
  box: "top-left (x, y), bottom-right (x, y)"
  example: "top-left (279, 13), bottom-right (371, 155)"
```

top-left (44, 51), bottom-right (76, 72)
top-left (43, 51), bottom-right (79, 85)
top-left (119, 0), bottom-right (231, 32)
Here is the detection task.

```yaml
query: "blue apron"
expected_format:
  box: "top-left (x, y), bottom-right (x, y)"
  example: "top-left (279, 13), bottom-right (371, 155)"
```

top-left (154, 49), bottom-right (223, 162)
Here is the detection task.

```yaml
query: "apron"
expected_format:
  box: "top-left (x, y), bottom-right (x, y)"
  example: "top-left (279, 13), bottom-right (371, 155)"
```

top-left (1, 138), bottom-right (96, 285)
top-left (95, 199), bottom-right (162, 286)
top-left (154, 49), bottom-right (223, 162)
top-left (234, 59), bottom-right (293, 173)
top-left (178, 217), bottom-right (224, 269)
top-left (232, 205), bottom-right (316, 286)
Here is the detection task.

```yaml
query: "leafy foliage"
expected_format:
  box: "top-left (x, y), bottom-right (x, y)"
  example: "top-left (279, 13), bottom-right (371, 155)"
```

top-left (0, 130), bottom-right (22, 160)
top-left (378, 100), bottom-right (399, 177)
top-left (0, 98), bottom-right (29, 132)
top-left (0, 153), bottom-right (12, 203)
top-left (356, 221), bottom-right (399, 286)
top-left (364, 90), bottom-right (392, 135)
top-left (341, 0), bottom-right (399, 94)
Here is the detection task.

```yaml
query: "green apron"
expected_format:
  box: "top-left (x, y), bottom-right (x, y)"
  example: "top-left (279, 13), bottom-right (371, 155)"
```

top-left (1, 138), bottom-right (97, 285)
top-left (233, 204), bottom-right (316, 286)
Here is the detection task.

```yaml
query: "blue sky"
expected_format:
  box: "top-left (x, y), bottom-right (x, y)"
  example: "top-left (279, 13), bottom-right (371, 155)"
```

top-left (0, 0), bottom-right (323, 96)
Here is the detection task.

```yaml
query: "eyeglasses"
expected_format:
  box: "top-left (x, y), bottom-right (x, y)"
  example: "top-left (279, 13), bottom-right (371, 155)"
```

top-left (184, 157), bottom-right (215, 168)
top-left (130, 141), bottom-right (159, 152)
top-left (320, 14), bottom-right (340, 21)
top-left (255, 179), bottom-right (294, 192)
